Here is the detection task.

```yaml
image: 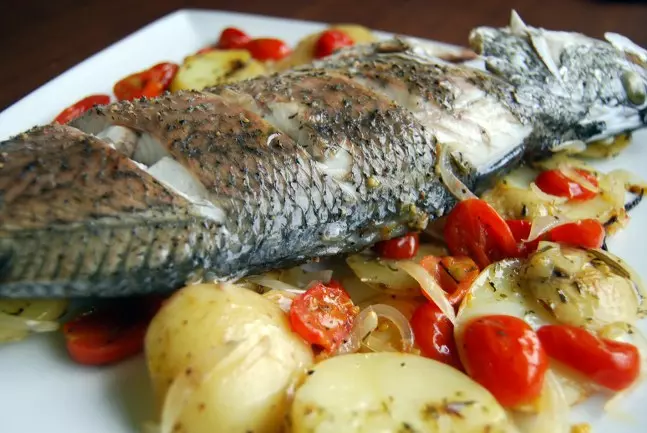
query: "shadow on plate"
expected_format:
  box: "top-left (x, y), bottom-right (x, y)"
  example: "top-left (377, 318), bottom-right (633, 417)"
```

top-left (109, 354), bottom-right (157, 431)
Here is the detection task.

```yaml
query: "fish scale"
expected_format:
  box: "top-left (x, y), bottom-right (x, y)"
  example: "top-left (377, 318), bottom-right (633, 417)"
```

top-left (1, 13), bottom-right (647, 296)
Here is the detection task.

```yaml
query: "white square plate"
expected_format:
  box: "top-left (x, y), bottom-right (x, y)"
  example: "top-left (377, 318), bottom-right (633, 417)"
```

top-left (1, 8), bottom-right (646, 433)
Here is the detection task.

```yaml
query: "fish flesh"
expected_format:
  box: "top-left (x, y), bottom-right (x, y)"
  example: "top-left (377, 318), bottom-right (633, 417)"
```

top-left (1, 12), bottom-right (646, 297)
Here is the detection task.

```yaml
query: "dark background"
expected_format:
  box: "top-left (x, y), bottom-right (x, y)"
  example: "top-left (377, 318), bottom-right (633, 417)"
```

top-left (1, 0), bottom-right (646, 111)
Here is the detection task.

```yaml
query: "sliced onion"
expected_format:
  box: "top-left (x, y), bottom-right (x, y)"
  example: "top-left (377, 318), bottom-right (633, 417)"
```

top-left (245, 275), bottom-right (305, 294)
top-left (524, 215), bottom-right (570, 242)
top-left (160, 335), bottom-right (271, 433)
top-left (337, 304), bottom-right (415, 355)
top-left (262, 290), bottom-right (297, 313)
top-left (529, 182), bottom-right (569, 204)
top-left (529, 370), bottom-right (570, 433)
top-left (335, 307), bottom-right (379, 355)
top-left (395, 261), bottom-right (456, 325)
top-left (365, 304), bottom-right (415, 352)
top-left (588, 248), bottom-right (647, 304)
top-left (0, 311), bottom-right (59, 334)
top-left (436, 143), bottom-right (477, 201)
top-left (559, 165), bottom-right (600, 194)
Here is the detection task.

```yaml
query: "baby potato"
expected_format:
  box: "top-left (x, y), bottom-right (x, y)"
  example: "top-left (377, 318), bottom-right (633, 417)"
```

top-left (290, 352), bottom-right (517, 433)
top-left (170, 50), bottom-right (267, 92)
top-left (145, 283), bottom-right (313, 433)
top-left (521, 243), bottom-right (641, 330)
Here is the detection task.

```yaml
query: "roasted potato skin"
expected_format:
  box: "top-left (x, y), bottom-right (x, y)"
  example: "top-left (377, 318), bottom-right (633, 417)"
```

top-left (145, 283), bottom-right (313, 433)
top-left (170, 50), bottom-right (267, 92)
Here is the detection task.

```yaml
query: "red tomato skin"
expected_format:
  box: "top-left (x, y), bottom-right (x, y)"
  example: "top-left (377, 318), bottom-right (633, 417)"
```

top-left (535, 169), bottom-right (598, 201)
top-left (141, 63), bottom-right (179, 98)
top-left (444, 198), bottom-right (518, 268)
top-left (462, 315), bottom-right (548, 407)
top-left (289, 281), bottom-right (357, 353)
top-left (374, 233), bottom-right (420, 260)
top-left (419, 255), bottom-right (479, 306)
top-left (505, 219), bottom-right (540, 255)
top-left (315, 30), bottom-right (354, 58)
top-left (113, 62), bottom-right (179, 101)
top-left (53, 94), bottom-right (111, 124)
top-left (216, 27), bottom-right (252, 49)
top-left (410, 302), bottom-right (462, 369)
top-left (64, 324), bottom-right (146, 366)
top-left (537, 325), bottom-right (640, 391)
top-left (547, 219), bottom-right (605, 249)
top-left (62, 296), bottom-right (163, 366)
top-left (245, 38), bottom-right (291, 61)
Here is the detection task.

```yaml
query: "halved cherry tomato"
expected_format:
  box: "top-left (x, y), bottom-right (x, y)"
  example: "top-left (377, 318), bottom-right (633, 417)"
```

top-left (444, 198), bottom-right (519, 269)
top-left (62, 297), bottom-right (162, 366)
top-left (245, 38), bottom-right (291, 61)
top-left (535, 168), bottom-right (599, 201)
top-left (419, 255), bottom-right (479, 305)
top-left (410, 301), bottom-right (462, 369)
top-left (505, 219), bottom-right (540, 256)
top-left (537, 325), bottom-right (640, 391)
top-left (462, 315), bottom-right (548, 407)
top-left (113, 62), bottom-right (179, 101)
top-left (315, 29), bottom-right (354, 58)
top-left (547, 218), bottom-right (605, 249)
top-left (373, 233), bottom-right (420, 259)
top-left (289, 280), bottom-right (358, 353)
top-left (53, 94), bottom-right (111, 124)
top-left (216, 27), bottom-right (252, 49)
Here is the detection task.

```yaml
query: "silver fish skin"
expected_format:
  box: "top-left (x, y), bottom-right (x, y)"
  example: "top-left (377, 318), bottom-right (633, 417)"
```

top-left (470, 10), bottom-right (647, 155)
top-left (1, 13), bottom-right (646, 298)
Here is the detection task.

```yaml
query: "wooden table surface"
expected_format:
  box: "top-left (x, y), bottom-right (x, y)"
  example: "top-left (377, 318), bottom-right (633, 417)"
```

top-left (1, 0), bottom-right (646, 112)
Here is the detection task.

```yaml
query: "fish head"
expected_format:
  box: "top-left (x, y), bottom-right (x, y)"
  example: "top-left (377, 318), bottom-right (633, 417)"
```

top-left (469, 10), bottom-right (647, 140)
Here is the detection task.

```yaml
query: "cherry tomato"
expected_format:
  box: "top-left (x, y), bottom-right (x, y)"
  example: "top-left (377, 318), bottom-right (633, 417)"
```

top-left (462, 315), bottom-right (548, 407)
top-left (444, 198), bottom-right (519, 269)
top-left (53, 94), bottom-right (111, 124)
top-left (245, 38), bottom-right (291, 61)
top-left (410, 301), bottom-right (462, 369)
top-left (419, 255), bottom-right (479, 305)
top-left (315, 29), bottom-right (354, 58)
top-left (535, 168), bottom-right (599, 201)
top-left (62, 297), bottom-right (162, 366)
top-left (216, 27), bottom-right (252, 49)
top-left (537, 325), bottom-right (640, 391)
top-left (505, 219), bottom-right (540, 256)
top-left (289, 280), bottom-right (358, 353)
top-left (373, 233), bottom-right (420, 260)
top-left (113, 62), bottom-right (179, 101)
top-left (547, 218), bottom-right (605, 249)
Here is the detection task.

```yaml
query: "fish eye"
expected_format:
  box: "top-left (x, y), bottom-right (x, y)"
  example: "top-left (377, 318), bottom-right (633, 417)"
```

top-left (621, 70), bottom-right (646, 106)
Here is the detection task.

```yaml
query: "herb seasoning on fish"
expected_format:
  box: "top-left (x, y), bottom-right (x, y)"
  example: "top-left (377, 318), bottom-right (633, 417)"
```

top-left (1, 12), bottom-right (647, 297)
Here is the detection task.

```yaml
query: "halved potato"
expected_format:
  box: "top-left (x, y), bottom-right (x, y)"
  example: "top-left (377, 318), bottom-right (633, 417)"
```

top-left (290, 352), bottom-right (517, 433)
top-left (145, 283), bottom-right (313, 433)
top-left (170, 50), bottom-right (267, 92)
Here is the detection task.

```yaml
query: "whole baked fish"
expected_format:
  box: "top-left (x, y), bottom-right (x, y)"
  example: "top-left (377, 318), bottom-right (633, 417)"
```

top-left (1, 12), bottom-right (646, 297)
